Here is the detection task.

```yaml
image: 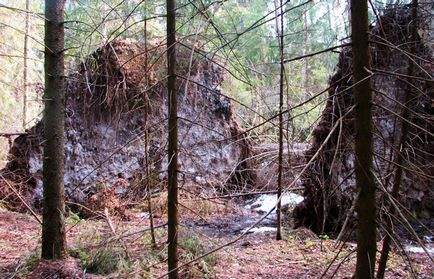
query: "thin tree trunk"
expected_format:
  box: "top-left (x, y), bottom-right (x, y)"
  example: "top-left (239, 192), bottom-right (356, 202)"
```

top-left (145, 110), bottom-right (156, 247)
top-left (327, 1), bottom-right (333, 43)
top-left (23, 0), bottom-right (31, 129)
top-left (41, 0), bottom-right (67, 260)
top-left (303, 9), bottom-right (310, 101)
top-left (376, 1), bottom-right (418, 278)
top-left (276, 0), bottom-right (284, 241)
top-left (351, 0), bottom-right (376, 277)
top-left (166, 0), bottom-right (179, 277)
top-left (144, 8), bottom-right (156, 248)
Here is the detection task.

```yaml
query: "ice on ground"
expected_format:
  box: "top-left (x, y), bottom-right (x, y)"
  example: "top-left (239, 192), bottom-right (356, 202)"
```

top-left (139, 212), bottom-right (150, 218)
top-left (423, 235), bottom-right (433, 243)
top-left (404, 245), bottom-right (434, 254)
top-left (245, 193), bottom-right (304, 214)
top-left (242, 226), bottom-right (277, 234)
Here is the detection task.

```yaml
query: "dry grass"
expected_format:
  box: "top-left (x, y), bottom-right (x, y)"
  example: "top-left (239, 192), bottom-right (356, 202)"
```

top-left (0, 195), bottom-right (432, 279)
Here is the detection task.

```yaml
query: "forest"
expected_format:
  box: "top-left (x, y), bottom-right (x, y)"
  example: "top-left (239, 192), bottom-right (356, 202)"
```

top-left (0, 0), bottom-right (432, 278)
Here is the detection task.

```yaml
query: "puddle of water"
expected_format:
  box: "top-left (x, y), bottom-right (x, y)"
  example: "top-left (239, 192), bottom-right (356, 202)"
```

top-left (404, 245), bottom-right (434, 254)
top-left (187, 192), bottom-right (304, 237)
top-left (245, 193), bottom-right (304, 214)
top-left (242, 226), bottom-right (277, 234)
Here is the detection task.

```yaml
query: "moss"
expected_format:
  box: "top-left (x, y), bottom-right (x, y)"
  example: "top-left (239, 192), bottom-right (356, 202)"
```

top-left (68, 247), bottom-right (90, 266)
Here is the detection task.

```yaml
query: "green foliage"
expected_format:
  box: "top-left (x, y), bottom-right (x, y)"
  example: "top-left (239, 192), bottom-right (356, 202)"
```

top-left (173, 0), bottom-right (341, 142)
top-left (319, 234), bottom-right (329, 252)
top-left (0, 200), bottom-right (7, 210)
top-left (182, 235), bottom-right (203, 256)
top-left (13, 249), bottom-right (41, 277)
top-left (65, 211), bottom-right (84, 226)
top-left (64, 0), bottom-right (164, 64)
top-left (0, 1), bottom-right (44, 160)
top-left (0, 0), bottom-right (346, 154)
top-left (180, 232), bottom-right (218, 278)
top-left (23, 250), bottom-right (40, 271)
top-left (83, 245), bottom-right (127, 275)
top-left (69, 224), bottom-right (167, 277)
top-left (305, 240), bottom-right (315, 248)
top-left (68, 247), bottom-right (91, 266)
top-left (290, 99), bottom-right (326, 142)
top-left (319, 234), bottom-right (330, 241)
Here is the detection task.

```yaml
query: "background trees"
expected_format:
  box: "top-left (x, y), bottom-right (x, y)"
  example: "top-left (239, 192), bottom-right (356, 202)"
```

top-left (0, 0), bottom-right (344, 160)
top-left (0, 1), bottom-right (44, 148)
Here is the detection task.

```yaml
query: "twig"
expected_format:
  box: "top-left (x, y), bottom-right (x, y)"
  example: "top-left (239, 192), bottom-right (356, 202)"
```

top-left (157, 106), bottom-right (355, 278)
top-left (283, 43), bottom-right (351, 64)
top-left (0, 175), bottom-right (41, 224)
top-left (103, 207), bottom-right (131, 259)
top-left (0, 132), bottom-right (28, 137)
top-left (335, 190), bottom-right (360, 244)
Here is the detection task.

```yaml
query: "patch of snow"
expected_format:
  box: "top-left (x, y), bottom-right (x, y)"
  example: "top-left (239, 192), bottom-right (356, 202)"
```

top-left (242, 226), bottom-right (277, 234)
top-left (139, 212), bottom-right (150, 218)
top-left (292, 142), bottom-right (310, 150)
top-left (187, 167), bottom-right (196, 174)
top-left (245, 193), bottom-right (304, 214)
top-left (404, 245), bottom-right (434, 254)
top-left (28, 155), bottom-right (42, 174)
top-left (33, 183), bottom-right (43, 201)
top-left (423, 235), bottom-right (433, 243)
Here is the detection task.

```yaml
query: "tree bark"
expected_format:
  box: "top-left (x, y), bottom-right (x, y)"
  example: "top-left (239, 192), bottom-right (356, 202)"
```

top-left (41, 0), bottom-right (67, 260)
top-left (275, 0), bottom-right (284, 241)
top-left (351, 0), bottom-right (376, 278)
top-left (167, 0), bottom-right (179, 278)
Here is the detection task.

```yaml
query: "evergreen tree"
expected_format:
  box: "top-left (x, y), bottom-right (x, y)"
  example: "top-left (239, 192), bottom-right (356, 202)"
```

top-left (167, 0), bottom-right (179, 278)
top-left (41, 0), bottom-right (67, 260)
top-left (351, 0), bottom-right (376, 277)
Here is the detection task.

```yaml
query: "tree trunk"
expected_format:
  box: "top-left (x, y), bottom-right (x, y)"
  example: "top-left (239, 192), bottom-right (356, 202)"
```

top-left (144, 7), bottom-right (156, 248)
top-left (303, 8), bottom-right (310, 101)
top-left (23, 0), bottom-right (31, 129)
top-left (166, 0), bottom-right (179, 278)
top-left (41, 0), bottom-right (67, 260)
top-left (275, 0), bottom-right (284, 241)
top-left (351, 0), bottom-right (376, 278)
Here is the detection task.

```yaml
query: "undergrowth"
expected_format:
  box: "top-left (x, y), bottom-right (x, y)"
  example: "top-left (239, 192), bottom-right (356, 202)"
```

top-left (179, 230), bottom-right (218, 278)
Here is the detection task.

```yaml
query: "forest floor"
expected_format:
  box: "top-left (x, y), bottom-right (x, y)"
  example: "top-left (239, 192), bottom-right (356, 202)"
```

top-left (0, 193), bottom-right (433, 279)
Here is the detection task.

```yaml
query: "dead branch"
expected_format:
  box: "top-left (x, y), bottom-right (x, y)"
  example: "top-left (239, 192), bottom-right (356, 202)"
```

top-left (0, 175), bottom-right (41, 224)
top-left (0, 132), bottom-right (28, 137)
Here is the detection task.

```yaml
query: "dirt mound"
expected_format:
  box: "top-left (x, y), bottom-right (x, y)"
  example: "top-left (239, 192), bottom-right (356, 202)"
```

top-left (294, 4), bottom-right (433, 234)
top-left (1, 41), bottom-right (256, 212)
